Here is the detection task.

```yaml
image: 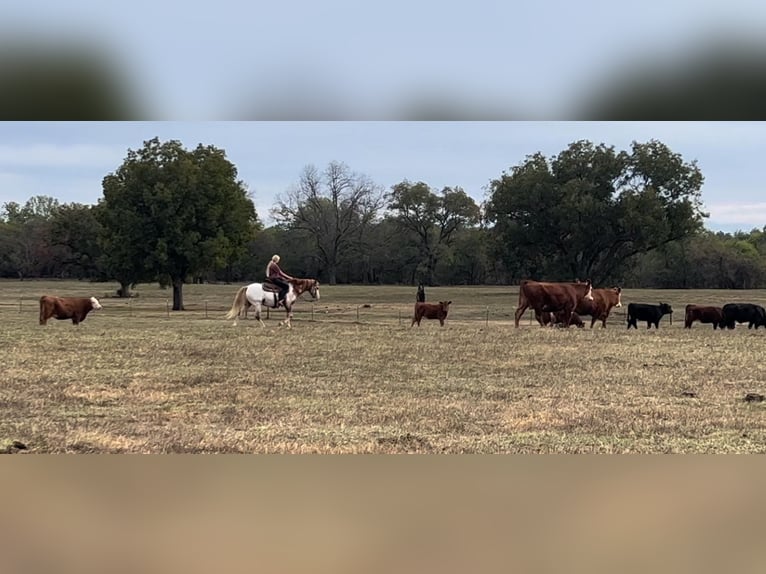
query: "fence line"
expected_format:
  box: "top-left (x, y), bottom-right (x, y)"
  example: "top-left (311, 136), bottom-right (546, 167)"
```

top-left (1, 294), bottom-right (634, 327)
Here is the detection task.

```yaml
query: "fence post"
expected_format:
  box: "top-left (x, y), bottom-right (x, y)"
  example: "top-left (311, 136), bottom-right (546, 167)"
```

top-left (166, 299), bottom-right (170, 318)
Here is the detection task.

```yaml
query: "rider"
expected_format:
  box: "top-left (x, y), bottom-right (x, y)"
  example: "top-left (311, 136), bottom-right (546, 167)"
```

top-left (266, 254), bottom-right (293, 307)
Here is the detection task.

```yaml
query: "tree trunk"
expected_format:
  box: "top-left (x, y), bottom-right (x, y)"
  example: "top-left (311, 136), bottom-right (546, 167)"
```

top-left (426, 254), bottom-right (437, 286)
top-left (172, 278), bottom-right (184, 311)
top-left (326, 265), bottom-right (337, 285)
top-left (118, 281), bottom-right (131, 298)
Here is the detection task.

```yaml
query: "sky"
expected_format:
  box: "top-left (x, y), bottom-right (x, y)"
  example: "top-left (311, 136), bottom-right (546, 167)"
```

top-left (3, 2), bottom-right (766, 119)
top-left (0, 122), bottom-right (763, 233)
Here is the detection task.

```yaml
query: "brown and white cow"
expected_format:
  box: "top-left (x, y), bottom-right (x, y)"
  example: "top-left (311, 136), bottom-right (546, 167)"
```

top-left (515, 280), bottom-right (593, 328)
top-left (576, 287), bottom-right (622, 328)
top-left (684, 304), bottom-right (725, 330)
top-left (39, 295), bottom-right (102, 326)
top-left (411, 300), bottom-right (452, 327)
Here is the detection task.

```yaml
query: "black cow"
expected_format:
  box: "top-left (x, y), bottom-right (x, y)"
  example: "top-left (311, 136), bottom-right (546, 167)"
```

top-left (721, 303), bottom-right (766, 329)
top-left (627, 302), bottom-right (673, 329)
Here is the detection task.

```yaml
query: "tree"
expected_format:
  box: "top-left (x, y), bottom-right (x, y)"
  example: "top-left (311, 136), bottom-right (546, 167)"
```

top-left (485, 139), bottom-right (707, 284)
top-left (0, 195), bottom-right (61, 278)
top-left (387, 181), bottom-right (481, 285)
top-left (98, 137), bottom-right (258, 309)
top-left (49, 203), bottom-right (103, 279)
top-left (273, 161), bottom-right (385, 284)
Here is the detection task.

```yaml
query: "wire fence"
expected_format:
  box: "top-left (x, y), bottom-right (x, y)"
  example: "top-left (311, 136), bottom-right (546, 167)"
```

top-left (1, 294), bottom-right (637, 328)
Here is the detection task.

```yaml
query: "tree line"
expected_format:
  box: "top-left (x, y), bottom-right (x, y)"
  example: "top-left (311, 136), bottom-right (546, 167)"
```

top-left (1, 137), bottom-right (763, 310)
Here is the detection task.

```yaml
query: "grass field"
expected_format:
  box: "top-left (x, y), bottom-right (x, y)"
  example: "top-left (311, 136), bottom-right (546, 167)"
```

top-left (2, 279), bottom-right (766, 453)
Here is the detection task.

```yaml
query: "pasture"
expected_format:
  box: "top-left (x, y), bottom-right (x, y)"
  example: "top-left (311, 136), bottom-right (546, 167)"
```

top-left (2, 279), bottom-right (766, 453)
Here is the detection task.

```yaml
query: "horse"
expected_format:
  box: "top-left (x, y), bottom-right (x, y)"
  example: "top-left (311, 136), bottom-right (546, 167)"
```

top-left (225, 277), bottom-right (320, 328)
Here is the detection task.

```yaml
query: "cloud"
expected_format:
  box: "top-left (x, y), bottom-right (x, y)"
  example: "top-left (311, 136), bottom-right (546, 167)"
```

top-left (0, 144), bottom-right (126, 169)
top-left (706, 202), bottom-right (766, 226)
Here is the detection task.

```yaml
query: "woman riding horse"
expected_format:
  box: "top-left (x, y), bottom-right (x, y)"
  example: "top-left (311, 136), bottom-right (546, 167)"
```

top-left (266, 254), bottom-right (294, 307)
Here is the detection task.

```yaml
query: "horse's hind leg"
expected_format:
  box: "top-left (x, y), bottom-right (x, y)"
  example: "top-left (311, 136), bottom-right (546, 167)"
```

top-left (254, 304), bottom-right (266, 328)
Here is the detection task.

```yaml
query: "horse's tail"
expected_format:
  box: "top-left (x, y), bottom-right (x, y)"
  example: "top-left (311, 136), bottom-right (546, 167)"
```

top-left (225, 286), bottom-right (248, 319)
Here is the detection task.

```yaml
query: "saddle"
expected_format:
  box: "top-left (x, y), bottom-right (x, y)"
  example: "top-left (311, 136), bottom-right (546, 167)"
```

top-left (263, 280), bottom-right (286, 308)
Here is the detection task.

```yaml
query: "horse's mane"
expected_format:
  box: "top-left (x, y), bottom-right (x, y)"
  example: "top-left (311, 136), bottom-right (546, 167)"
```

top-left (287, 277), bottom-right (318, 294)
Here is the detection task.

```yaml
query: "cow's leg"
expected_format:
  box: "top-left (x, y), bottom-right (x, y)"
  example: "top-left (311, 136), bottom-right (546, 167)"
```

top-left (514, 304), bottom-right (528, 328)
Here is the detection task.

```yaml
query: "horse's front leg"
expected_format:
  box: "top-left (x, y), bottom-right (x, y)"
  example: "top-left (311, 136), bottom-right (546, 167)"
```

top-left (281, 306), bottom-right (293, 328)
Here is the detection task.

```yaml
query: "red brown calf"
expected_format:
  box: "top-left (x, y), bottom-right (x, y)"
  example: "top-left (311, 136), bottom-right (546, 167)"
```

top-left (39, 295), bottom-right (102, 326)
top-left (535, 309), bottom-right (585, 328)
top-left (411, 300), bottom-right (452, 327)
top-left (684, 304), bottom-right (724, 329)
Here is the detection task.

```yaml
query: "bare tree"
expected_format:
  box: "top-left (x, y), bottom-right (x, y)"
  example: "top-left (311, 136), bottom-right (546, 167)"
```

top-left (273, 161), bottom-right (385, 284)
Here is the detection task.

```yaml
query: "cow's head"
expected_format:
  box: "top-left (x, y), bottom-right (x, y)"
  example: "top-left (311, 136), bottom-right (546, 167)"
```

top-left (583, 279), bottom-right (594, 301)
top-left (90, 296), bottom-right (102, 310)
top-left (614, 287), bottom-right (622, 307)
top-left (441, 301), bottom-right (452, 310)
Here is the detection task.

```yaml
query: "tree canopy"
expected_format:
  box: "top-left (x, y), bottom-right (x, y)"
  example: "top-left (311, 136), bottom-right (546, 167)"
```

top-left (97, 137), bottom-right (258, 308)
top-left (7, 137), bottom-right (766, 291)
top-left (485, 139), bottom-right (706, 284)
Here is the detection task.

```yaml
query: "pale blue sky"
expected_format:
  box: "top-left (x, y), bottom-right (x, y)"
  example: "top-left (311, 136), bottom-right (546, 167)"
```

top-left (0, 122), bottom-right (763, 233)
top-left (3, 1), bottom-right (766, 118)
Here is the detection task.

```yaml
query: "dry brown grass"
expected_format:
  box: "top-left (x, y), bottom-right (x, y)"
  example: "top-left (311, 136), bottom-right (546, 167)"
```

top-left (2, 279), bottom-right (766, 453)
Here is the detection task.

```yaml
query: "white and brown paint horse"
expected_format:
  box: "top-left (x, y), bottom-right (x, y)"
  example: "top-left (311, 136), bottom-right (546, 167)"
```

top-left (225, 277), bottom-right (320, 328)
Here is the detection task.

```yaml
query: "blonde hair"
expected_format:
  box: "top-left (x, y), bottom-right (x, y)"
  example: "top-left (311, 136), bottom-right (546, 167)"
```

top-left (271, 255), bottom-right (280, 262)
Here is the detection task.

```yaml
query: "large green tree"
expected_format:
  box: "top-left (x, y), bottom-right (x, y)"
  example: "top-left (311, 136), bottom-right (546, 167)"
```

top-left (485, 139), bottom-right (707, 284)
top-left (387, 181), bottom-right (481, 285)
top-left (98, 137), bottom-right (258, 309)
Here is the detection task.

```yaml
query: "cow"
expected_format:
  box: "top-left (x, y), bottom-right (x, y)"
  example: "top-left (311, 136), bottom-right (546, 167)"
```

top-left (39, 295), bottom-right (102, 326)
top-left (626, 302), bottom-right (672, 329)
top-left (684, 305), bottom-right (725, 330)
top-left (514, 279), bottom-right (593, 328)
top-left (411, 300), bottom-right (452, 327)
top-left (535, 309), bottom-right (585, 328)
top-left (576, 287), bottom-right (622, 328)
top-left (721, 303), bottom-right (766, 330)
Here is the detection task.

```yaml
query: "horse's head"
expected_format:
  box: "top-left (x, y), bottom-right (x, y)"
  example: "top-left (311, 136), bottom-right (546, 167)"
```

top-left (309, 280), bottom-right (320, 301)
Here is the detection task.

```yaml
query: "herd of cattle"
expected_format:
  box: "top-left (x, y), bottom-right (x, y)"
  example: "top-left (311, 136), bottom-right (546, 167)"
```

top-left (32, 282), bottom-right (766, 331)
top-left (413, 279), bottom-right (766, 330)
